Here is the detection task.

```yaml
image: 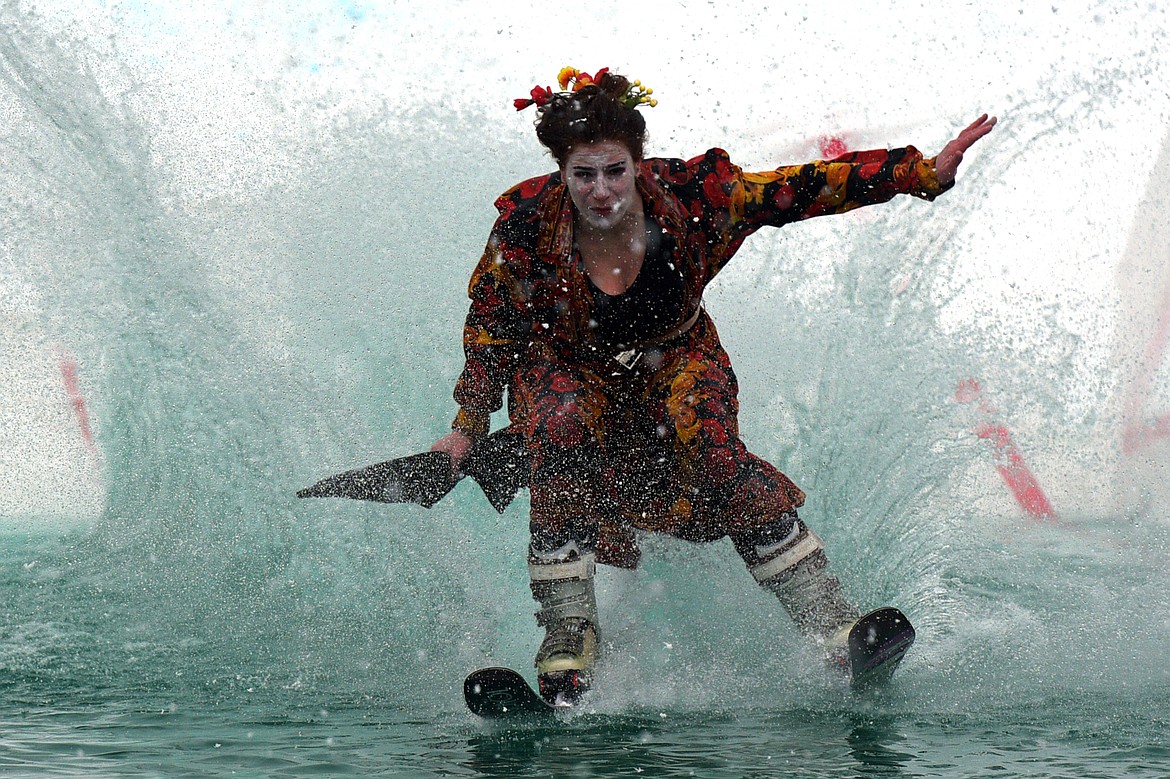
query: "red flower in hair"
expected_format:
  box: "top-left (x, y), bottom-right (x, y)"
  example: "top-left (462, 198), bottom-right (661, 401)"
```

top-left (586, 67), bottom-right (609, 86)
top-left (557, 66), bottom-right (609, 91)
top-left (514, 85), bottom-right (555, 111)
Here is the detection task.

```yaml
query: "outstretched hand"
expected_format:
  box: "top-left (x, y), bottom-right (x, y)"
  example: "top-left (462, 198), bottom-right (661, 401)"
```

top-left (936, 114), bottom-right (997, 187)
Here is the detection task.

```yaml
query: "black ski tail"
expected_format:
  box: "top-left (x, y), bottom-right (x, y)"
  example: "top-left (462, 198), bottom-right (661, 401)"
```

top-left (465, 667), bottom-right (556, 718)
top-left (296, 426), bottom-right (530, 512)
top-left (295, 450), bottom-right (455, 507)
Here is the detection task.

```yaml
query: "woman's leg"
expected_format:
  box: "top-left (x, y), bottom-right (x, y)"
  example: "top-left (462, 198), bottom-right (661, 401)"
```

top-left (646, 328), bottom-right (860, 644)
top-left (511, 360), bottom-right (608, 704)
top-left (642, 331), bottom-right (804, 538)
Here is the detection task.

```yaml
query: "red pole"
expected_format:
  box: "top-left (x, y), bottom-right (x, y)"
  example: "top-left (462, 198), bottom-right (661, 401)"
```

top-left (956, 378), bottom-right (1058, 521)
top-left (59, 353), bottom-right (98, 459)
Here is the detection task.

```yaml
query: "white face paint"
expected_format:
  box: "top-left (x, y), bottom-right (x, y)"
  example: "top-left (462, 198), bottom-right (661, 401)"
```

top-left (561, 140), bottom-right (639, 233)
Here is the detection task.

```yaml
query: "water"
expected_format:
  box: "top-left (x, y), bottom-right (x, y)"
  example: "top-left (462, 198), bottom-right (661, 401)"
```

top-left (3, 1), bottom-right (1170, 776)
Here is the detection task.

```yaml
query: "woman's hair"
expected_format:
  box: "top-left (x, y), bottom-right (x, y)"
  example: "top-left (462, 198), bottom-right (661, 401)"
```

top-left (534, 72), bottom-right (647, 166)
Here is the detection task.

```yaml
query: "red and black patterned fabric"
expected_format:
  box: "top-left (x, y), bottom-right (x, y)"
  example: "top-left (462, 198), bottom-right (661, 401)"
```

top-left (450, 146), bottom-right (950, 566)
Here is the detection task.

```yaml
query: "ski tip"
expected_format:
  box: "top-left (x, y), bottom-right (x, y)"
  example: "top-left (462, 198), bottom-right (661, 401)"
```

top-left (464, 667), bottom-right (556, 718)
top-left (847, 607), bottom-right (915, 690)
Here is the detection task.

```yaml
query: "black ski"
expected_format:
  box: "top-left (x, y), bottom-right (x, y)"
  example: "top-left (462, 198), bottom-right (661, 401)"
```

top-left (464, 667), bottom-right (558, 719)
top-left (847, 606), bottom-right (915, 690)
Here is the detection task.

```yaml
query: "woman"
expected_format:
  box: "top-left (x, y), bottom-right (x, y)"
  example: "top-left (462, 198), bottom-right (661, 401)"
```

top-left (432, 67), bottom-right (995, 705)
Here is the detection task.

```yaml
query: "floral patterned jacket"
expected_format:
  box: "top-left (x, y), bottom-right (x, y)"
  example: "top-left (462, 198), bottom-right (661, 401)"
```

top-left (451, 146), bottom-right (951, 438)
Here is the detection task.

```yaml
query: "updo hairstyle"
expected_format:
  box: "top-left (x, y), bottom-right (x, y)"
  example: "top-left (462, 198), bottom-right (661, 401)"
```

top-left (534, 71), bottom-right (648, 166)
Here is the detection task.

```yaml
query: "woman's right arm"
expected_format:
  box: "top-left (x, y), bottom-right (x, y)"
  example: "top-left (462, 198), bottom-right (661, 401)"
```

top-left (448, 220), bottom-right (535, 438)
top-left (433, 176), bottom-right (553, 468)
top-left (431, 227), bottom-right (531, 473)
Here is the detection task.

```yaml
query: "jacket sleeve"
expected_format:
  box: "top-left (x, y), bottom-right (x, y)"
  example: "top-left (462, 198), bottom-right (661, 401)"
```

top-left (450, 200), bottom-right (535, 439)
top-left (688, 146), bottom-right (952, 278)
top-left (741, 145), bottom-right (950, 223)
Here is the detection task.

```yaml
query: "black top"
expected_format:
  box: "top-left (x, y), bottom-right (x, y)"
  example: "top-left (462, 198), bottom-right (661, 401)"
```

top-left (585, 224), bottom-right (686, 349)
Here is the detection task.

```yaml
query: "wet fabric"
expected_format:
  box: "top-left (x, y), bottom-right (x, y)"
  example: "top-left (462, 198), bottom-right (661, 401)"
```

top-left (450, 146), bottom-right (951, 567)
top-left (514, 315), bottom-right (805, 567)
top-left (452, 146), bottom-right (949, 438)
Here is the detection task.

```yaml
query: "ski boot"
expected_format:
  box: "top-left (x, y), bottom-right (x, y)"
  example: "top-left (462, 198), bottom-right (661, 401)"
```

top-left (745, 518), bottom-right (861, 669)
top-left (529, 548), bottom-right (599, 707)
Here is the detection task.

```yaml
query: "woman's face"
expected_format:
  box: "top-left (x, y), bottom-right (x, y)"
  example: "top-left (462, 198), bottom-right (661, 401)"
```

top-left (561, 140), bottom-right (639, 232)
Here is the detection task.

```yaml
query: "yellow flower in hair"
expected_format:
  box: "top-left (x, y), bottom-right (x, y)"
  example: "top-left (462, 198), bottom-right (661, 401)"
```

top-left (557, 66), bottom-right (608, 91)
top-left (557, 67), bottom-right (580, 90)
top-left (621, 78), bottom-right (656, 109)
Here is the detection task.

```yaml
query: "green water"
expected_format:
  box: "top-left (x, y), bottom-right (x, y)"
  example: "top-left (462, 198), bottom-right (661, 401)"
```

top-left (4, 522), bottom-right (1169, 777)
top-left (4, 2), bottom-right (1170, 776)
top-left (4, 697), bottom-right (1169, 778)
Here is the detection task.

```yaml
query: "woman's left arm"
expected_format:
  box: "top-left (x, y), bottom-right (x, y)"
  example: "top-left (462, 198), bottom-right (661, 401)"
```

top-left (680, 115), bottom-right (996, 280)
top-left (734, 113), bottom-right (998, 227)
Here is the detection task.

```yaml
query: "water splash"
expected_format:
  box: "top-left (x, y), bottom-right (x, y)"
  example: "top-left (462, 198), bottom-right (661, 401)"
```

top-left (1, 0), bottom-right (1168, 725)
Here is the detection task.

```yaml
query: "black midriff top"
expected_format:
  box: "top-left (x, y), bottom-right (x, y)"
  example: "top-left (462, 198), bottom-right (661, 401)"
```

top-left (585, 224), bottom-right (686, 350)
